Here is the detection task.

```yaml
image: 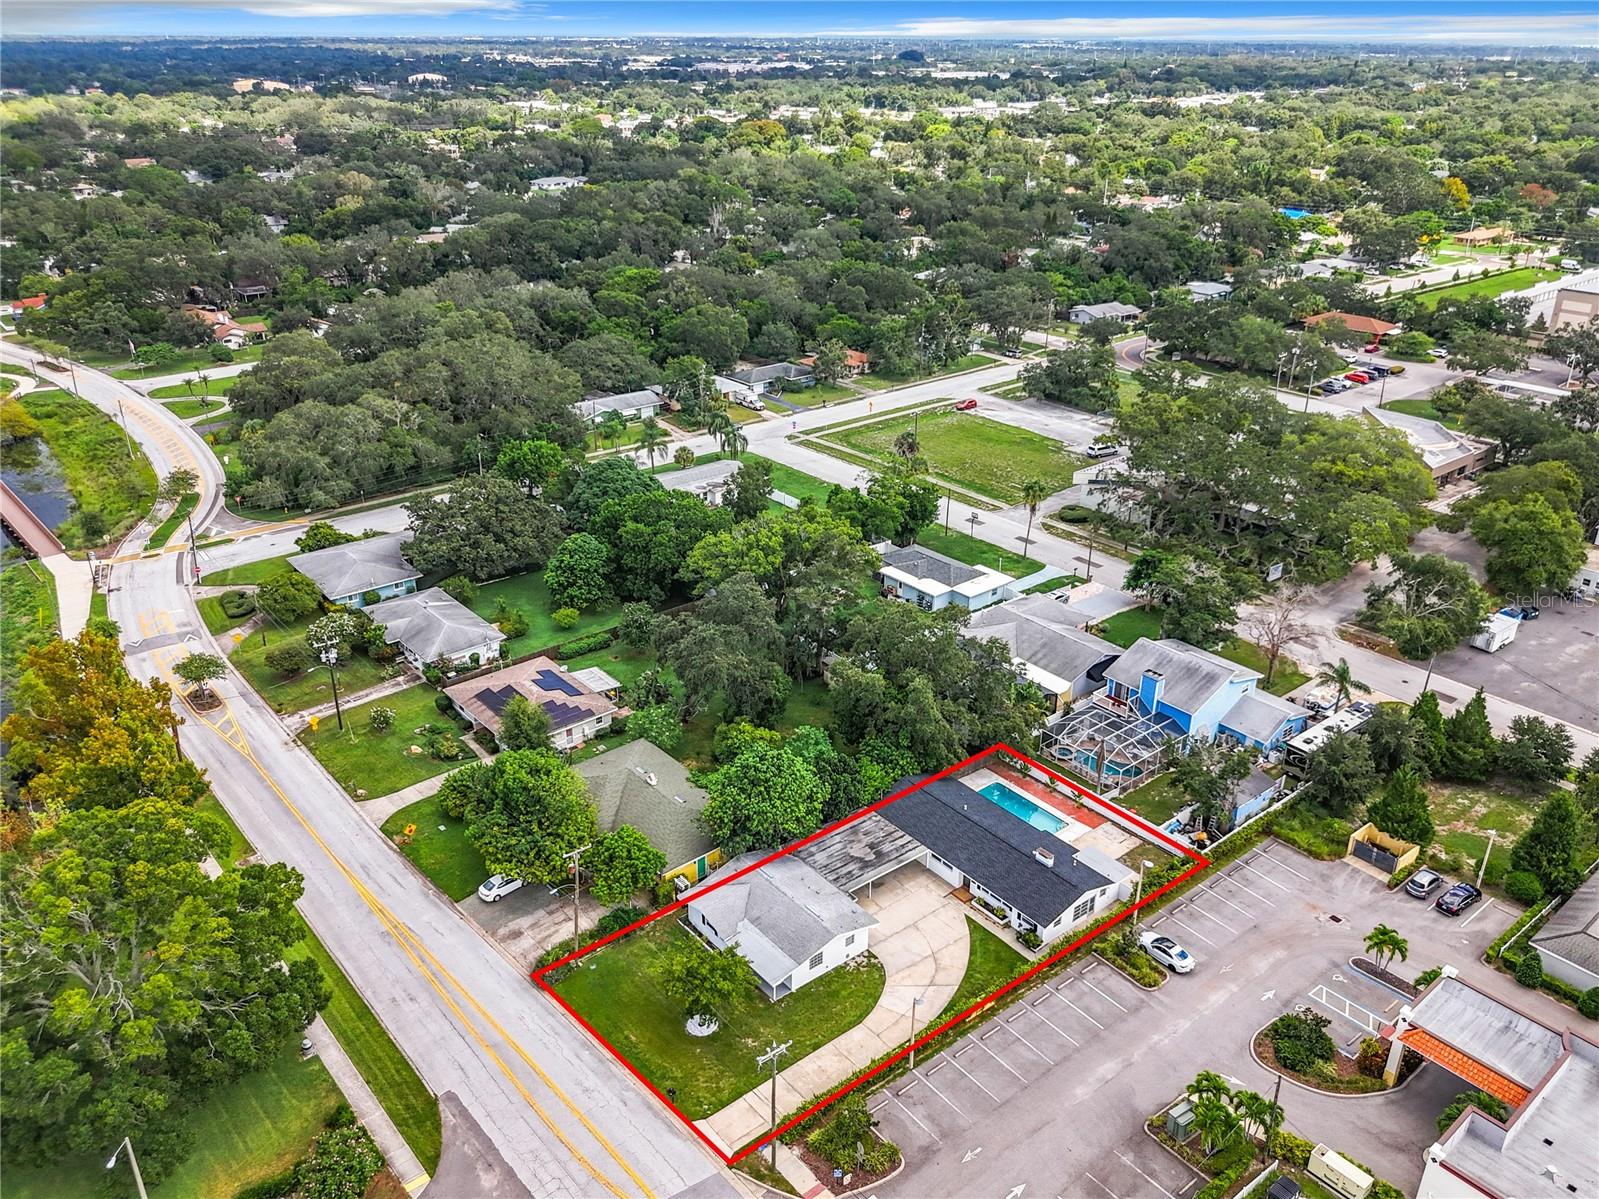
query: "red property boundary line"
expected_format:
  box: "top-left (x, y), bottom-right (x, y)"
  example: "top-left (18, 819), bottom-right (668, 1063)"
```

top-left (531, 743), bottom-right (1212, 1165)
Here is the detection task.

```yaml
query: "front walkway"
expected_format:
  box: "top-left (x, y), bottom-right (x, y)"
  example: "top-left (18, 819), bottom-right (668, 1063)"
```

top-left (699, 866), bottom-right (970, 1153)
top-left (287, 670), bottom-right (420, 731)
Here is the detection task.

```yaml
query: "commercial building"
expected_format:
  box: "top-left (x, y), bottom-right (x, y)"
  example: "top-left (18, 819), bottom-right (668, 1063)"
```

top-left (1368, 406), bottom-right (1495, 484)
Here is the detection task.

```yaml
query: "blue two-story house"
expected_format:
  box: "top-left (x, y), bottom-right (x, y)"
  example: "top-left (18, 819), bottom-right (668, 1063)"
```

top-left (1044, 636), bottom-right (1310, 792)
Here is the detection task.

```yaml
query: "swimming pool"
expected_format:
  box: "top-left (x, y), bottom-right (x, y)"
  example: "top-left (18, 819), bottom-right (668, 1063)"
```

top-left (977, 781), bottom-right (1067, 835)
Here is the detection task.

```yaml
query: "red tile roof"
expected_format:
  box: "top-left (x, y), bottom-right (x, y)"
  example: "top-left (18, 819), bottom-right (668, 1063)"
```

top-left (1304, 311), bottom-right (1400, 337)
top-left (1399, 1028), bottom-right (1530, 1107)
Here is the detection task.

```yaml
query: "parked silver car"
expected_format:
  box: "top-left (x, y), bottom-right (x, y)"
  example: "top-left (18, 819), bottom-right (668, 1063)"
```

top-left (1138, 929), bottom-right (1195, 973)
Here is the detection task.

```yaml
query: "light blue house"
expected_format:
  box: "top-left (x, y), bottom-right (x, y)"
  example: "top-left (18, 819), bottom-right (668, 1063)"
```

top-left (1044, 637), bottom-right (1310, 794)
top-left (288, 530), bottom-right (421, 608)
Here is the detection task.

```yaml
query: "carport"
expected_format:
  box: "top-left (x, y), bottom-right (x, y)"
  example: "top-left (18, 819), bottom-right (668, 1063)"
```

top-left (794, 813), bottom-right (928, 896)
top-left (1380, 970), bottom-right (1565, 1108)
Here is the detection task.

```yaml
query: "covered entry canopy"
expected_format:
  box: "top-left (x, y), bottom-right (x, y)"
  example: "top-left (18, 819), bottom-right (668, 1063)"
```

top-left (1384, 973), bottom-right (1565, 1106)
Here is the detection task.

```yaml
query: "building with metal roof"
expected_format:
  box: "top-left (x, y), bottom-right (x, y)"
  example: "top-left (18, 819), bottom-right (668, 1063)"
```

top-left (1530, 872), bottom-right (1599, 992)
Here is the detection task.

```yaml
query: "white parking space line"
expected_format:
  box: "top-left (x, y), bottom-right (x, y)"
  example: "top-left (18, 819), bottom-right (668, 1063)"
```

top-left (1028, 997), bottom-right (1082, 1046)
top-left (1053, 985), bottom-right (1106, 1029)
top-left (947, 1050), bottom-right (1003, 1101)
top-left (880, 1091), bottom-right (941, 1142)
top-left (1083, 1172), bottom-right (1121, 1199)
top-left (1164, 914), bottom-right (1219, 947)
top-left (914, 1065), bottom-right (969, 1116)
top-left (1181, 901), bottom-right (1238, 934)
top-left (1116, 1150), bottom-right (1178, 1198)
top-left (999, 1014), bottom-right (1056, 1062)
top-left (1237, 856), bottom-right (1296, 893)
top-left (1461, 898), bottom-right (1495, 928)
top-left (1253, 847), bottom-right (1314, 882)
top-left (1218, 870), bottom-right (1276, 907)
top-left (1081, 975), bottom-right (1129, 1012)
top-left (1202, 887), bottom-right (1261, 921)
top-left (973, 1031), bottom-right (1030, 1081)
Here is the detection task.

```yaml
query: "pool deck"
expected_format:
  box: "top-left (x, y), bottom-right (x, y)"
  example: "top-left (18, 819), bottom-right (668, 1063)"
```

top-left (963, 765), bottom-right (1141, 862)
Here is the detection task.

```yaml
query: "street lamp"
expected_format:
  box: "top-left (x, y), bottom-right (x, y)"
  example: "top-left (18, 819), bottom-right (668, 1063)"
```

top-left (107, 1137), bottom-right (150, 1199)
top-left (909, 994), bottom-right (925, 1069)
top-left (320, 647), bottom-right (344, 730)
top-left (1132, 859), bottom-right (1155, 927)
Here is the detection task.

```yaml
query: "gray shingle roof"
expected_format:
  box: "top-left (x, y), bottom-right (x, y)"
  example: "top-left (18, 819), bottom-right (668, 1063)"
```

top-left (879, 543), bottom-right (983, 588)
top-left (879, 776), bottom-right (1118, 928)
top-left (288, 531), bottom-right (419, 600)
top-left (727, 362), bottom-right (813, 386)
top-left (685, 854), bottom-right (875, 986)
top-left (1218, 690), bottom-right (1308, 744)
top-left (1531, 872), bottom-right (1599, 977)
top-left (1103, 638), bottom-right (1256, 717)
top-left (575, 741), bottom-right (715, 871)
top-left (366, 587), bottom-right (505, 662)
top-left (967, 596), bottom-right (1121, 687)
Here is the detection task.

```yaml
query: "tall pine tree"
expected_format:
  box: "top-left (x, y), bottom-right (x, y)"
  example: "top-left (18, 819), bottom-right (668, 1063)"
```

top-left (1365, 765), bottom-right (1435, 847)
top-left (1510, 793), bottom-right (1581, 895)
top-left (1441, 689), bottom-right (1496, 782)
top-left (1408, 690), bottom-right (1447, 776)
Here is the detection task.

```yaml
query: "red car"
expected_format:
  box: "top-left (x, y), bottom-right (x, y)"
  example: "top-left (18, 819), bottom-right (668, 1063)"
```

top-left (1343, 371), bottom-right (1371, 384)
top-left (953, 398), bottom-right (978, 411)
top-left (1363, 342), bottom-right (1382, 354)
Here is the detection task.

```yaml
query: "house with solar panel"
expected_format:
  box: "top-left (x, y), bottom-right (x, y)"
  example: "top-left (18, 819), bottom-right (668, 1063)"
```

top-left (443, 655), bottom-right (625, 750)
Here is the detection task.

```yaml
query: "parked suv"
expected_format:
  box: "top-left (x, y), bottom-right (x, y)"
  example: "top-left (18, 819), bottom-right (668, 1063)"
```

top-left (1405, 868), bottom-right (1444, 898)
top-left (1138, 929), bottom-right (1195, 973)
top-left (1435, 882), bottom-right (1483, 916)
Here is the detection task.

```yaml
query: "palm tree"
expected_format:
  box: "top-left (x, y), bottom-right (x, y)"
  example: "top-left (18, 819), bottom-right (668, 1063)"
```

top-left (673, 445), bottom-right (696, 470)
top-left (1315, 657), bottom-right (1371, 711)
top-left (1020, 478), bottom-right (1049, 553)
top-left (1232, 1090), bottom-right (1283, 1160)
top-left (706, 410), bottom-right (734, 447)
top-left (597, 410), bottom-right (627, 454)
top-left (1192, 1096), bottom-right (1241, 1156)
top-left (638, 417), bottom-right (667, 470)
top-left (1363, 924), bottom-right (1410, 971)
top-left (893, 429), bottom-right (921, 461)
top-left (1186, 1070), bottom-right (1232, 1106)
top-left (721, 425), bottom-right (748, 459)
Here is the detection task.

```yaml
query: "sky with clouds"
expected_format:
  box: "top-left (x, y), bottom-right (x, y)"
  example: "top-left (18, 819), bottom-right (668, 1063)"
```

top-left (11, 0), bottom-right (1599, 44)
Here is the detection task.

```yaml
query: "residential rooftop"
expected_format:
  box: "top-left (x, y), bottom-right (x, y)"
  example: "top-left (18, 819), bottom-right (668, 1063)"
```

top-left (288, 531), bottom-right (419, 600)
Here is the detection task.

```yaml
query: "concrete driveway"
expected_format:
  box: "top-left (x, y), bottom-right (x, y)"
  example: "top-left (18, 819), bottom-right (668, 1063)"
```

top-left (458, 884), bottom-right (606, 972)
top-left (869, 841), bottom-right (1544, 1199)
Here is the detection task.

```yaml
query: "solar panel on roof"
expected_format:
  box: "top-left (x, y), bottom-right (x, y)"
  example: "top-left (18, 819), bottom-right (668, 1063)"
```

top-left (540, 699), bottom-right (587, 728)
top-left (535, 669), bottom-right (581, 697)
top-left (478, 686), bottom-right (520, 717)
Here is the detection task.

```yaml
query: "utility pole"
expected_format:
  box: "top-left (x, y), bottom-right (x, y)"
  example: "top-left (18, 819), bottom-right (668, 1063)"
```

top-left (909, 995), bottom-right (924, 1069)
top-left (756, 1040), bottom-right (792, 1168)
top-left (1476, 830), bottom-right (1497, 889)
top-left (1084, 533), bottom-right (1096, 583)
top-left (320, 648), bottom-right (344, 730)
top-left (1421, 651), bottom-right (1438, 691)
top-left (1132, 859), bottom-right (1154, 926)
top-left (943, 489), bottom-right (951, 535)
top-left (564, 842), bottom-right (591, 948)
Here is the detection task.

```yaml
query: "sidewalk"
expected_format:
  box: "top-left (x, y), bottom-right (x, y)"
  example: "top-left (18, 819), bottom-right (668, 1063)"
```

top-left (289, 670), bottom-right (420, 730)
top-left (304, 1014), bottom-right (430, 1195)
top-left (41, 553), bottom-right (93, 638)
top-left (359, 766), bottom-right (464, 826)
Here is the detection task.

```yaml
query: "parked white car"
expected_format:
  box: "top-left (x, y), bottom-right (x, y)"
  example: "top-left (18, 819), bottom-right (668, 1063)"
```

top-left (1138, 929), bottom-right (1195, 973)
top-left (477, 874), bottom-right (526, 903)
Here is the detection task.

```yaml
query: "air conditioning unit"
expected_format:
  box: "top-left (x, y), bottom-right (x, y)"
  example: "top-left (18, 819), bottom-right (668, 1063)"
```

top-left (1307, 1145), bottom-right (1373, 1199)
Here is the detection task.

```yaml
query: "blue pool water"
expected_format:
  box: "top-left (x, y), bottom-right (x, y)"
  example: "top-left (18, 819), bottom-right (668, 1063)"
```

top-left (977, 781), bottom-right (1067, 834)
top-left (1279, 207), bottom-right (1311, 220)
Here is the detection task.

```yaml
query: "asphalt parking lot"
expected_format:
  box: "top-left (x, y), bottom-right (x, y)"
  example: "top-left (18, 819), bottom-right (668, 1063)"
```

top-left (1430, 598), bottom-right (1599, 732)
top-left (872, 842), bottom-right (1524, 1199)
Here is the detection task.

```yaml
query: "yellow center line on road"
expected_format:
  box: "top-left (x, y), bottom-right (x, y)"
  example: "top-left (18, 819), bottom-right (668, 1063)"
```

top-left (150, 648), bottom-right (657, 1199)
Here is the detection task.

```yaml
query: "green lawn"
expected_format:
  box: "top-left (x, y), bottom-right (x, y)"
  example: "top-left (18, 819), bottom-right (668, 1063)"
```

top-left (558, 642), bottom-right (658, 691)
top-left (935, 917), bottom-right (1027, 1024)
top-left (835, 409), bottom-right (1082, 505)
top-left (469, 572), bottom-right (622, 658)
top-left (2, 1047), bottom-right (345, 1199)
top-left (229, 617), bottom-right (403, 714)
top-left (1271, 801), bottom-right (1356, 861)
top-left (1413, 267), bottom-right (1564, 309)
top-left (1022, 574), bottom-right (1086, 595)
top-left (912, 525), bottom-right (1043, 576)
top-left (149, 375), bottom-right (241, 400)
top-left (1116, 774), bottom-right (1186, 826)
top-left (200, 551), bottom-right (295, 587)
top-left (854, 353), bottom-right (998, 391)
top-left (1384, 398), bottom-right (1463, 430)
top-left (16, 388), bottom-right (157, 548)
top-left (744, 454), bottom-right (837, 505)
top-left (0, 561), bottom-right (58, 688)
top-left (380, 792), bottom-right (487, 901)
top-left (111, 344), bottom-right (262, 378)
top-left (1097, 607), bottom-right (1163, 647)
top-left (301, 685), bottom-right (472, 799)
top-left (161, 397), bottom-right (229, 420)
top-left (287, 924), bottom-right (442, 1172)
top-left (554, 922), bottom-right (886, 1119)
top-left (1426, 779), bottom-right (1559, 869)
top-left (197, 594), bottom-right (255, 636)
top-left (146, 492), bottom-right (198, 549)
top-left (777, 381), bottom-right (856, 408)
